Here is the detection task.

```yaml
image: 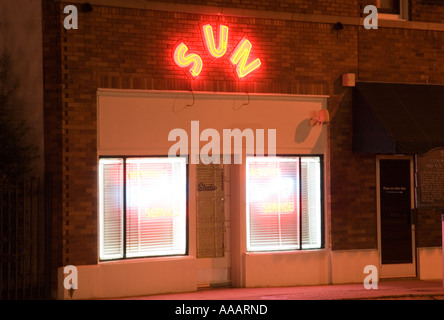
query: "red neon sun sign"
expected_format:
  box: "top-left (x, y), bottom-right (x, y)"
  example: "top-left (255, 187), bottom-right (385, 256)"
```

top-left (173, 24), bottom-right (261, 79)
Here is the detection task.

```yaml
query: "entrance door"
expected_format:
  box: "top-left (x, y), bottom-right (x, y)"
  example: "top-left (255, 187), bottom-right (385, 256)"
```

top-left (378, 157), bottom-right (416, 278)
top-left (196, 163), bottom-right (231, 287)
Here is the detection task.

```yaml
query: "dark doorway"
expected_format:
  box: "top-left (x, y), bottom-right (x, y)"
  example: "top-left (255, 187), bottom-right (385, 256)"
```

top-left (379, 159), bottom-right (413, 264)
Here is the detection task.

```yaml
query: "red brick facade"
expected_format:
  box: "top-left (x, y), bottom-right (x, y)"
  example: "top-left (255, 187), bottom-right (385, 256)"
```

top-left (42, 1), bottom-right (64, 292)
top-left (42, 0), bottom-right (443, 274)
top-left (412, 0), bottom-right (444, 23)
top-left (160, 0), bottom-right (360, 17)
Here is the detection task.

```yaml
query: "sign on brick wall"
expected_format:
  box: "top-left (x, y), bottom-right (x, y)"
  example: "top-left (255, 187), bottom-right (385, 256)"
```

top-left (173, 24), bottom-right (261, 79)
top-left (417, 148), bottom-right (444, 208)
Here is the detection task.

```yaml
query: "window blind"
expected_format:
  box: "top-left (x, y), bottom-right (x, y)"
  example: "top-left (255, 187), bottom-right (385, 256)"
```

top-left (99, 159), bottom-right (124, 260)
top-left (301, 157), bottom-right (322, 249)
top-left (125, 158), bottom-right (187, 258)
top-left (247, 156), bottom-right (322, 252)
top-left (99, 157), bottom-right (187, 260)
top-left (247, 157), bottom-right (300, 251)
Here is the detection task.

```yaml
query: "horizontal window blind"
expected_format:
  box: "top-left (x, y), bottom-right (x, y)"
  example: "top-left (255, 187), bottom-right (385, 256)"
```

top-left (99, 157), bottom-right (187, 260)
top-left (247, 156), bottom-right (322, 252)
top-left (301, 157), bottom-right (322, 249)
top-left (99, 159), bottom-right (124, 260)
top-left (125, 158), bottom-right (187, 258)
top-left (247, 157), bottom-right (300, 251)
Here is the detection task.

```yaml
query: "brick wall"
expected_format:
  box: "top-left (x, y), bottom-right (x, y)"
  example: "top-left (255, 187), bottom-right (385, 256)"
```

top-left (411, 0), bottom-right (444, 23)
top-left (358, 27), bottom-right (444, 84)
top-left (43, 1), bottom-right (444, 269)
top-left (149, 0), bottom-right (444, 23)
top-left (329, 89), bottom-right (378, 250)
top-left (357, 24), bottom-right (444, 248)
top-left (54, 2), bottom-right (357, 265)
top-left (359, 0), bottom-right (444, 23)
top-left (417, 208), bottom-right (442, 247)
top-left (158, 0), bottom-right (359, 17)
top-left (42, 0), bottom-right (64, 294)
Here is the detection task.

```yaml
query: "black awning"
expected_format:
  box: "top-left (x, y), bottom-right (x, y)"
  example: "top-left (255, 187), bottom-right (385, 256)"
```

top-left (352, 82), bottom-right (444, 155)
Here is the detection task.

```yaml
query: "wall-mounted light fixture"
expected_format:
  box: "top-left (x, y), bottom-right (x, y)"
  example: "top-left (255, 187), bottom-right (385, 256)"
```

top-left (333, 22), bottom-right (344, 31)
top-left (310, 110), bottom-right (330, 127)
top-left (342, 73), bottom-right (356, 87)
top-left (81, 3), bottom-right (93, 12)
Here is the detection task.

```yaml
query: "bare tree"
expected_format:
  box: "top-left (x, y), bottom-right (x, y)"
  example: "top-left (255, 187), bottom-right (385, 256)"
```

top-left (0, 51), bottom-right (39, 184)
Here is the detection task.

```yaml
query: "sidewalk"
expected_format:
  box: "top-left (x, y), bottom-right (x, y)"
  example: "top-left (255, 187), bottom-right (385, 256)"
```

top-left (119, 279), bottom-right (444, 300)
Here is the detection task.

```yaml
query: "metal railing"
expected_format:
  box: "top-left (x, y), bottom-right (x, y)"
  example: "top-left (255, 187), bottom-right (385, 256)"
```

top-left (0, 177), bottom-right (50, 299)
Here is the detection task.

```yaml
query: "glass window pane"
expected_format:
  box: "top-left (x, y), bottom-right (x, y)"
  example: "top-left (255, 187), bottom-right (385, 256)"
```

top-left (247, 157), bottom-right (300, 251)
top-left (301, 157), bottom-right (322, 249)
top-left (379, 0), bottom-right (400, 14)
top-left (125, 157), bottom-right (187, 257)
top-left (99, 158), bottom-right (124, 260)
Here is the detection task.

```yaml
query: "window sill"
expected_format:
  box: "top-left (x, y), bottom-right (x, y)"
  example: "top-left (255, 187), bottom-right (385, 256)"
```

top-left (245, 248), bottom-right (327, 256)
top-left (98, 254), bottom-right (193, 264)
top-left (379, 13), bottom-right (408, 21)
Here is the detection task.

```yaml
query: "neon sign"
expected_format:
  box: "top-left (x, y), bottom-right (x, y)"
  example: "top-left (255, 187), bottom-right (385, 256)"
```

top-left (173, 43), bottom-right (203, 78)
top-left (144, 207), bottom-right (180, 218)
top-left (230, 38), bottom-right (261, 79)
top-left (202, 24), bottom-right (228, 59)
top-left (248, 162), bottom-right (297, 215)
top-left (262, 202), bottom-right (295, 213)
top-left (173, 24), bottom-right (261, 79)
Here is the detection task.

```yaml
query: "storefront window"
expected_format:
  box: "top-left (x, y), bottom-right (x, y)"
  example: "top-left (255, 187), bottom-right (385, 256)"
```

top-left (246, 156), bottom-right (322, 251)
top-left (378, 0), bottom-right (400, 14)
top-left (99, 157), bottom-right (187, 260)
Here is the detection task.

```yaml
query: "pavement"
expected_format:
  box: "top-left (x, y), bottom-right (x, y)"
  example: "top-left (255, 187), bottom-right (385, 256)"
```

top-left (120, 279), bottom-right (444, 300)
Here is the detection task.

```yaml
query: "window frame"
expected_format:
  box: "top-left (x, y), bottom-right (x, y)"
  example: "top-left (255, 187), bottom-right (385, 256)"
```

top-left (245, 154), bottom-right (325, 253)
top-left (98, 155), bottom-right (189, 261)
top-left (377, 0), bottom-right (409, 21)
